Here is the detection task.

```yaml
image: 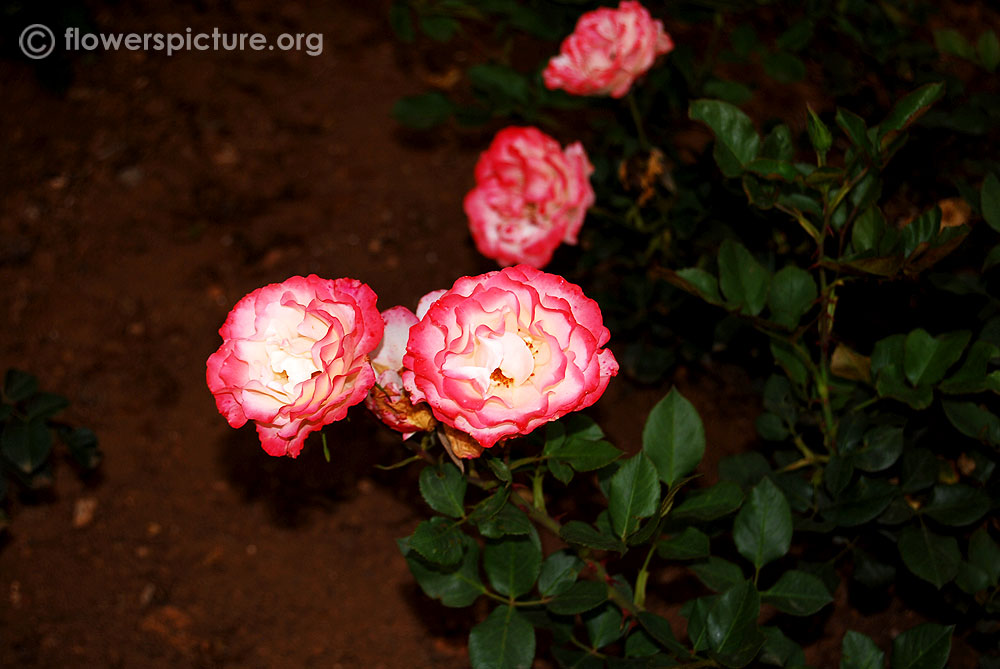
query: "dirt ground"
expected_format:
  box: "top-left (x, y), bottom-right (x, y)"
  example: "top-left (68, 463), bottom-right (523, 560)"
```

top-left (0, 2), bottom-right (982, 667)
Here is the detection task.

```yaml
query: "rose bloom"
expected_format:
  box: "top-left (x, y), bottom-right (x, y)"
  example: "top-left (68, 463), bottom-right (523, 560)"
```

top-left (364, 305), bottom-right (436, 439)
top-left (206, 275), bottom-right (383, 458)
top-left (542, 1), bottom-right (674, 99)
top-left (402, 265), bottom-right (619, 450)
top-left (464, 126), bottom-right (595, 269)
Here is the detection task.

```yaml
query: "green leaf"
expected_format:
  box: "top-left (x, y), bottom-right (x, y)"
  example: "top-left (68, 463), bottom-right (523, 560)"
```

top-left (979, 31), bottom-right (1000, 71)
top-left (23, 392), bottom-right (68, 421)
top-left (388, 1), bottom-right (414, 43)
top-left (563, 413), bottom-right (604, 442)
top-left (762, 124), bottom-right (794, 161)
top-left (687, 580), bottom-right (764, 663)
top-left (691, 557), bottom-right (745, 593)
top-left (853, 548), bottom-right (896, 588)
top-left (469, 605), bottom-right (535, 669)
top-left (703, 79), bottom-right (753, 105)
top-left (879, 82), bottom-right (946, 137)
top-left (763, 51), bottom-right (806, 83)
top-left (419, 14), bottom-right (460, 41)
top-left (485, 454), bottom-right (512, 484)
top-left (676, 267), bottom-right (723, 304)
top-left (642, 388), bottom-right (706, 486)
top-left (4, 369), bottom-right (38, 402)
top-left (399, 535), bottom-right (483, 607)
top-left (550, 439), bottom-right (623, 472)
top-left (637, 611), bottom-right (688, 658)
top-left (729, 25), bottom-right (759, 58)
top-left (956, 561), bottom-right (991, 594)
top-left (733, 477), bottom-right (792, 570)
top-left (476, 502), bottom-right (533, 538)
top-left (760, 626), bottom-right (806, 667)
top-left (409, 517), bottom-right (465, 566)
top-left (823, 476), bottom-right (896, 526)
top-left (548, 647), bottom-right (601, 669)
top-left (624, 627), bottom-right (663, 659)
top-left (772, 341), bottom-right (808, 388)
top-left (418, 463), bottom-right (467, 518)
top-left (890, 623), bottom-right (953, 669)
top-left (468, 487), bottom-right (510, 524)
top-left (969, 529), bottom-right (1000, 585)
top-left (656, 527), bottom-right (710, 560)
top-left (851, 426), bottom-right (904, 473)
top-left (901, 207), bottom-right (942, 258)
top-left (942, 400), bottom-right (1000, 445)
top-left (934, 28), bottom-right (975, 59)
top-left (721, 451), bottom-right (772, 489)
top-left (825, 455), bottom-right (855, 496)
top-left (901, 449), bottom-right (939, 493)
top-left (559, 521), bottom-right (625, 553)
top-left (392, 93), bottom-right (454, 129)
top-left (483, 534), bottom-right (542, 598)
top-left (836, 108), bottom-right (873, 155)
top-left (852, 207), bottom-right (888, 253)
top-left (62, 426), bottom-right (100, 469)
top-left (903, 329), bottom-right (970, 386)
top-left (718, 238), bottom-right (771, 317)
top-left (939, 340), bottom-right (1000, 394)
top-left (467, 64), bottom-right (532, 107)
top-left (1, 419), bottom-right (52, 473)
top-left (672, 481), bottom-right (744, 521)
top-left (689, 99), bottom-right (761, 177)
top-left (776, 20), bottom-right (814, 52)
top-left (584, 602), bottom-right (626, 649)
top-left (982, 172), bottom-right (1000, 233)
top-left (923, 484), bottom-right (990, 526)
top-left (756, 413), bottom-right (789, 441)
top-left (537, 550), bottom-right (583, 597)
top-left (762, 570), bottom-right (833, 616)
top-left (841, 630), bottom-right (885, 669)
top-left (547, 580), bottom-right (608, 615)
top-left (608, 453), bottom-right (660, 540)
top-left (899, 526), bottom-right (960, 589)
top-left (807, 105), bottom-right (833, 162)
top-left (768, 266), bottom-right (817, 328)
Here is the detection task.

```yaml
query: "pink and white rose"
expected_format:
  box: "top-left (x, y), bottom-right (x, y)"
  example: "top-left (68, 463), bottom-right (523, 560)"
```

top-left (464, 126), bottom-right (595, 269)
top-left (364, 306), bottom-right (436, 438)
top-left (206, 275), bottom-right (383, 458)
top-left (542, 1), bottom-right (674, 99)
top-left (402, 265), bottom-right (619, 450)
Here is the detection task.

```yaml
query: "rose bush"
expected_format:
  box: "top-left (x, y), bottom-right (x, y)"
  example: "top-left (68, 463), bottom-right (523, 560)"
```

top-left (463, 126), bottom-right (594, 269)
top-left (401, 265), bottom-right (619, 450)
top-left (364, 306), bottom-right (435, 439)
top-left (206, 275), bottom-right (382, 457)
top-left (542, 0), bottom-right (674, 99)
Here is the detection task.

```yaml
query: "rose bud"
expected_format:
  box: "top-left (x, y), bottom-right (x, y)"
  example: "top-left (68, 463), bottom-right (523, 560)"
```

top-left (364, 306), bottom-right (436, 438)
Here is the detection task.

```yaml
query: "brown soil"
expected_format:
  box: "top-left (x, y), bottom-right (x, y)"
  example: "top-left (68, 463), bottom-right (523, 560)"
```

top-left (0, 2), bottom-right (982, 668)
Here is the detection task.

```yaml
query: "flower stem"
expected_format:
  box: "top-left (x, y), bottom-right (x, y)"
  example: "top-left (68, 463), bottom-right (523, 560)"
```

top-left (633, 544), bottom-right (657, 609)
top-left (627, 92), bottom-right (650, 150)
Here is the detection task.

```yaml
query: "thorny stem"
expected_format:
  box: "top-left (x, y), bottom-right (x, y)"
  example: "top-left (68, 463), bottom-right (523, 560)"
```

top-left (510, 486), bottom-right (562, 536)
top-left (569, 635), bottom-right (607, 658)
top-left (510, 486), bottom-right (643, 618)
